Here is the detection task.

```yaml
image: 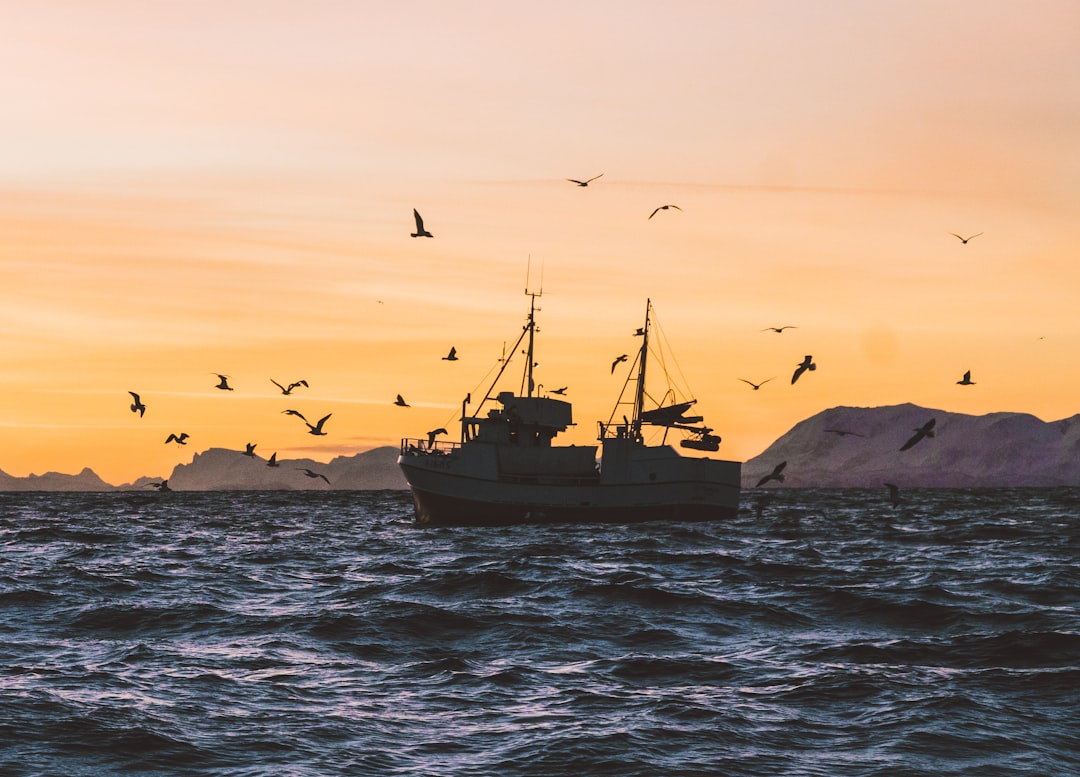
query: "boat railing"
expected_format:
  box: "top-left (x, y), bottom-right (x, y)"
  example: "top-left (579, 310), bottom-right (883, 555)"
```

top-left (400, 438), bottom-right (461, 456)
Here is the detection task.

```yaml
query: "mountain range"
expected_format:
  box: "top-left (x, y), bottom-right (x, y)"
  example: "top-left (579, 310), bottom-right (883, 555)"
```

top-left (0, 447), bottom-right (407, 492)
top-left (742, 403), bottom-right (1080, 488)
top-left (2, 404), bottom-right (1079, 491)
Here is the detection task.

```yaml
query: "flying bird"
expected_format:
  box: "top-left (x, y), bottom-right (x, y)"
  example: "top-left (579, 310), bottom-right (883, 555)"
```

top-left (271, 378), bottom-right (308, 395)
top-left (394, 394), bottom-right (410, 407)
top-left (756, 461), bottom-right (787, 487)
top-left (900, 418), bottom-right (936, 451)
top-left (567, 173), bottom-right (603, 187)
top-left (266, 452), bottom-right (279, 467)
top-left (213, 374), bottom-right (234, 391)
top-left (550, 386), bottom-right (568, 395)
top-left (442, 347), bottom-right (458, 361)
top-left (791, 355), bottom-right (816, 384)
top-left (243, 442), bottom-right (257, 457)
top-left (165, 433), bottom-right (189, 445)
top-left (128, 391), bottom-right (146, 417)
top-left (648, 204), bottom-right (681, 219)
top-left (956, 370), bottom-right (975, 386)
top-left (950, 232), bottom-right (983, 244)
top-left (762, 326), bottom-right (797, 333)
top-left (824, 428), bottom-right (865, 438)
top-left (885, 482), bottom-right (902, 508)
top-left (410, 208), bottom-right (433, 238)
top-left (611, 354), bottom-right (628, 374)
top-left (426, 427), bottom-right (448, 448)
top-left (738, 378), bottom-right (774, 391)
top-left (304, 413), bottom-right (332, 436)
top-left (297, 468), bottom-right (331, 485)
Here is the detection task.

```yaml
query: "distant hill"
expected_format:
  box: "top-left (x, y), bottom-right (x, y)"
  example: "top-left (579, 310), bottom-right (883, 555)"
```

top-left (152, 446), bottom-right (408, 491)
top-left (0, 467), bottom-right (115, 492)
top-left (0, 447), bottom-right (408, 492)
top-left (743, 403), bottom-right (1080, 489)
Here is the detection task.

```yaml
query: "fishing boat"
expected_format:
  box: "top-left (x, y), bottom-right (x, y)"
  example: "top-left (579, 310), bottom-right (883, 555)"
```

top-left (398, 294), bottom-right (741, 525)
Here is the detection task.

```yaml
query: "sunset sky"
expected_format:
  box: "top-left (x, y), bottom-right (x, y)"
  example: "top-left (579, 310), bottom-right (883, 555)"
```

top-left (3, 1), bottom-right (1079, 485)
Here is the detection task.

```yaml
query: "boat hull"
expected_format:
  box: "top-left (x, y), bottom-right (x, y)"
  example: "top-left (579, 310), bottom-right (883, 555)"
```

top-left (399, 455), bottom-right (740, 526)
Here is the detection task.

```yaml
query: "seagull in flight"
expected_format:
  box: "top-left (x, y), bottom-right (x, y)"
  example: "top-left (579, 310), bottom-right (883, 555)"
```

top-left (426, 427), bottom-right (448, 448)
top-left (611, 354), bottom-right (628, 374)
top-left (128, 391), bottom-right (146, 417)
top-left (900, 418), bottom-right (936, 451)
top-left (165, 433), bottom-right (189, 445)
top-left (411, 208), bottom-right (433, 238)
top-left (567, 173), bottom-right (603, 187)
top-left (549, 386), bottom-right (568, 395)
top-left (394, 394), bottom-right (410, 407)
top-left (762, 326), bottom-right (797, 333)
top-left (442, 347), bottom-right (458, 361)
top-left (303, 413), bottom-right (332, 436)
top-left (213, 374), bottom-right (234, 391)
top-left (791, 355), bottom-right (816, 384)
top-left (956, 370), bottom-right (975, 386)
top-left (243, 442), bottom-right (257, 457)
top-left (738, 378), bottom-right (774, 391)
top-left (271, 378), bottom-right (308, 395)
top-left (950, 232), bottom-right (983, 244)
top-left (297, 468), bottom-right (331, 485)
top-left (648, 204), bottom-right (681, 219)
top-left (756, 461), bottom-right (787, 487)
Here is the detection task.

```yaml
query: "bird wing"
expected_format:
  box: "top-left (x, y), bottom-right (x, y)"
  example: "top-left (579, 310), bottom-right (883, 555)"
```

top-left (588, 173), bottom-right (603, 183)
top-left (314, 413), bottom-right (332, 430)
top-left (900, 431), bottom-right (923, 451)
top-left (129, 391), bottom-right (141, 402)
top-left (270, 379), bottom-right (286, 392)
top-left (413, 209), bottom-right (425, 231)
top-left (648, 207), bottom-right (661, 219)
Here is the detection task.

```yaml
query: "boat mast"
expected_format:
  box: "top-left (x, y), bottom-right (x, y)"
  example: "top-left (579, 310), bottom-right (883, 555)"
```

top-left (523, 291), bottom-right (538, 398)
top-left (632, 298), bottom-right (651, 438)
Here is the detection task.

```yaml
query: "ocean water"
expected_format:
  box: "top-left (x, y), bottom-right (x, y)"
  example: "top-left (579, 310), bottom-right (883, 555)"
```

top-left (1, 489), bottom-right (1077, 777)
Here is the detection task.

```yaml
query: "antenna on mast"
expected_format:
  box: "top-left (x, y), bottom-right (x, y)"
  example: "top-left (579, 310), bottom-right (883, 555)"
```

top-left (524, 255), bottom-right (544, 298)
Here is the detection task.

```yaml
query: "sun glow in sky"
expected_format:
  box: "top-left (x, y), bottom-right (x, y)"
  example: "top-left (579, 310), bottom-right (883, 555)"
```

top-left (3, 1), bottom-right (1079, 484)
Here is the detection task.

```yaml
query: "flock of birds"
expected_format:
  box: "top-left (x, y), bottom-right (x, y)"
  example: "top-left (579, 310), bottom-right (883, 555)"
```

top-left (129, 359), bottom-right (458, 488)
top-left (131, 174), bottom-right (985, 496)
top-left (747, 317), bottom-right (979, 504)
top-left (750, 320), bottom-right (968, 506)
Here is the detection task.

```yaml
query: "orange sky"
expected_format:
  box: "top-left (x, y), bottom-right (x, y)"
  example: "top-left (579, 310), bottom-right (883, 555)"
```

top-left (3, 1), bottom-right (1079, 484)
